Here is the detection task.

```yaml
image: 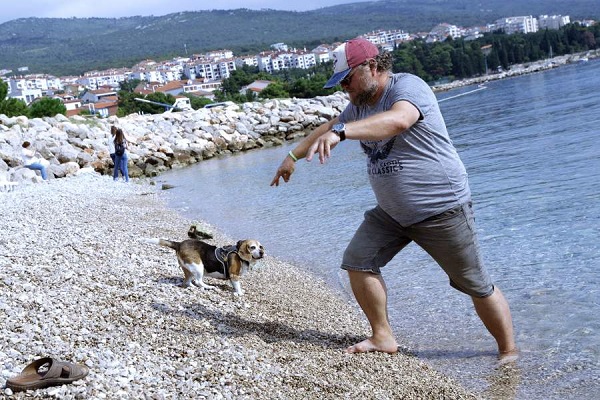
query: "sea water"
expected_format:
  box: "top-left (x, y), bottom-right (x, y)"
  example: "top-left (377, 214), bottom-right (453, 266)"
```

top-left (161, 59), bottom-right (600, 399)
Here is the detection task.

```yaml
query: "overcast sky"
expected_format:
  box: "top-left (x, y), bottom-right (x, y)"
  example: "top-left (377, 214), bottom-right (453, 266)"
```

top-left (0, 0), bottom-right (357, 24)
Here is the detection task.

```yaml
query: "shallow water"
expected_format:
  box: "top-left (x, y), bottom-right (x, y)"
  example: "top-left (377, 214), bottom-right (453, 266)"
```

top-left (161, 59), bottom-right (600, 399)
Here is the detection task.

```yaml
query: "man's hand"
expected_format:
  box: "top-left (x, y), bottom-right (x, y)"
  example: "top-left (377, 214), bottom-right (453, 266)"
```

top-left (270, 156), bottom-right (296, 186)
top-left (306, 131), bottom-right (340, 164)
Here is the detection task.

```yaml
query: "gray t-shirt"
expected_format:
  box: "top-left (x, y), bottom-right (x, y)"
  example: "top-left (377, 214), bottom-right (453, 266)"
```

top-left (339, 73), bottom-right (471, 226)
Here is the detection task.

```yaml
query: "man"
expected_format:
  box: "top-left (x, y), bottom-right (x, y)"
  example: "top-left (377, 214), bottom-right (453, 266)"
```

top-left (270, 38), bottom-right (518, 361)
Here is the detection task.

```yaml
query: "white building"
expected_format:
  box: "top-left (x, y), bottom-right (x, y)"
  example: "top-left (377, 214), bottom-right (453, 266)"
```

top-left (129, 70), bottom-right (163, 83)
top-left (255, 50), bottom-right (316, 73)
top-left (271, 43), bottom-right (289, 52)
top-left (362, 29), bottom-right (410, 45)
top-left (204, 49), bottom-right (234, 60)
top-left (6, 86), bottom-right (42, 105)
top-left (156, 63), bottom-right (183, 82)
top-left (538, 15), bottom-right (571, 30)
top-left (495, 16), bottom-right (539, 34)
top-left (235, 55), bottom-right (259, 68)
top-left (77, 69), bottom-right (129, 90)
top-left (185, 58), bottom-right (236, 81)
top-left (311, 45), bottom-right (333, 64)
top-left (427, 23), bottom-right (463, 42)
top-left (256, 52), bottom-right (275, 73)
top-left (6, 74), bottom-right (63, 92)
top-left (290, 52), bottom-right (316, 69)
top-left (3, 74), bottom-right (63, 104)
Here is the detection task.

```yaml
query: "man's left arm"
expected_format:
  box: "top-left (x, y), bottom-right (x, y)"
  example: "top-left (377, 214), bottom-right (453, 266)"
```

top-left (306, 101), bottom-right (420, 163)
top-left (344, 101), bottom-right (421, 141)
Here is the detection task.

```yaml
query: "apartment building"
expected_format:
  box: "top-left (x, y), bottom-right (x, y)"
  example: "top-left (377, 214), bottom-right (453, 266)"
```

top-left (77, 69), bottom-right (129, 90)
top-left (5, 74), bottom-right (63, 92)
top-left (3, 74), bottom-right (63, 104)
top-left (129, 69), bottom-right (163, 83)
top-left (4, 85), bottom-right (42, 105)
top-left (311, 45), bottom-right (333, 64)
top-left (362, 29), bottom-right (410, 45)
top-left (256, 52), bottom-right (275, 73)
top-left (538, 15), bottom-right (571, 30)
top-left (235, 54), bottom-right (259, 68)
top-left (494, 16), bottom-right (539, 34)
top-left (256, 49), bottom-right (316, 73)
top-left (204, 49), bottom-right (234, 60)
top-left (426, 23), bottom-right (463, 42)
top-left (183, 57), bottom-right (236, 81)
top-left (290, 52), bottom-right (316, 69)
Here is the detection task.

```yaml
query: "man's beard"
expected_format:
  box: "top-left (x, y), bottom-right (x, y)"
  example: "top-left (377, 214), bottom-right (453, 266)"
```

top-left (350, 80), bottom-right (378, 107)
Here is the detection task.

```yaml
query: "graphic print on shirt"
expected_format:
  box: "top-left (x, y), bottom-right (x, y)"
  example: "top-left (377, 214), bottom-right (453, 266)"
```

top-left (361, 136), bottom-right (403, 176)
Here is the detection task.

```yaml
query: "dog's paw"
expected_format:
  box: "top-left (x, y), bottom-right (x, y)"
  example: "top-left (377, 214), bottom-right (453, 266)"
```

top-left (195, 282), bottom-right (216, 290)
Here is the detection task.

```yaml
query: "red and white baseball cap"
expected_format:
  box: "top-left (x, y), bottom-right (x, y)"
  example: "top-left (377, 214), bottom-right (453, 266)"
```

top-left (324, 38), bottom-right (380, 89)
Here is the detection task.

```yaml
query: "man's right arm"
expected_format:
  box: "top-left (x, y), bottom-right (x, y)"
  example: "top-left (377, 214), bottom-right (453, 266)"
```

top-left (270, 117), bottom-right (339, 187)
top-left (289, 117), bottom-right (339, 160)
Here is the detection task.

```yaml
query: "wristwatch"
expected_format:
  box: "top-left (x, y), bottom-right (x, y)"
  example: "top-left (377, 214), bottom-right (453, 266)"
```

top-left (331, 123), bottom-right (346, 141)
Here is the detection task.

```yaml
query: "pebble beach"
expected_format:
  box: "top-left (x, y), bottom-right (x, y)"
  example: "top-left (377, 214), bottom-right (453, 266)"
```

top-left (0, 173), bottom-right (479, 399)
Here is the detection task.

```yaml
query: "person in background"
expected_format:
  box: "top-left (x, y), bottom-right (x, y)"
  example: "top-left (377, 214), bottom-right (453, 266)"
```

top-left (270, 38), bottom-right (517, 362)
top-left (108, 125), bottom-right (125, 178)
top-left (113, 128), bottom-right (130, 182)
top-left (108, 125), bottom-right (117, 164)
top-left (21, 141), bottom-right (48, 181)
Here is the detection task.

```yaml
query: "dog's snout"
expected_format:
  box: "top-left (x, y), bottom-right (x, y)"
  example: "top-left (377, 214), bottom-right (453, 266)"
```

top-left (253, 246), bottom-right (265, 258)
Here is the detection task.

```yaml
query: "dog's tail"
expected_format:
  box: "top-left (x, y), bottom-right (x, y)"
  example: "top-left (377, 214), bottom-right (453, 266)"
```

top-left (143, 238), bottom-right (180, 251)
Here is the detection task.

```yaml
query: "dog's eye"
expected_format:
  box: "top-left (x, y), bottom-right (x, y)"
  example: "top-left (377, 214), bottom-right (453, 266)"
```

top-left (249, 246), bottom-right (256, 250)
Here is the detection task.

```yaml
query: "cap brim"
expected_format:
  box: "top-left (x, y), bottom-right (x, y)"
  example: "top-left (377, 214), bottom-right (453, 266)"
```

top-left (323, 68), bottom-right (351, 89)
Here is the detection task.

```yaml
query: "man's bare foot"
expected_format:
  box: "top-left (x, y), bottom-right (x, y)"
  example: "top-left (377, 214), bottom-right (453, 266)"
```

top-left (346, 337), bottom-right (399, 354)
top-left (498, 348), bottom-right (519, 365)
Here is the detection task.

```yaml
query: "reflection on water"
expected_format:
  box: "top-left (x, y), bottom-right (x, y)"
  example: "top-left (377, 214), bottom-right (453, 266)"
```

top-left (161, 60), bottom-right (600, 399)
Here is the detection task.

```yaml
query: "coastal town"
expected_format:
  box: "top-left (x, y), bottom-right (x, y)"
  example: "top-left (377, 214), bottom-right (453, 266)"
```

top-left (1, 13), bottom-right (595, 117)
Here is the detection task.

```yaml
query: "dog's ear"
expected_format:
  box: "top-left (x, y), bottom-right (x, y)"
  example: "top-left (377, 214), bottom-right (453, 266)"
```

top-left (236, 240), bottom-right (246, 250)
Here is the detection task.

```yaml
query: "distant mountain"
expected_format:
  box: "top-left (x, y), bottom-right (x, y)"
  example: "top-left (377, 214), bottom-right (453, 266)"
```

top-left (0, 0), bottom-right (598, 76)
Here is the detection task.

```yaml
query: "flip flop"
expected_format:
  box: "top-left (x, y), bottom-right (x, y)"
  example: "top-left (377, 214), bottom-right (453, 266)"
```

top-left (6, 357), bottom-right (89, 392)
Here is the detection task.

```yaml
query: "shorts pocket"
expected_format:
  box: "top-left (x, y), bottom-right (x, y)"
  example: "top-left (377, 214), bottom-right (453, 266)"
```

top-left (423, 205), bottom-right (463, 223)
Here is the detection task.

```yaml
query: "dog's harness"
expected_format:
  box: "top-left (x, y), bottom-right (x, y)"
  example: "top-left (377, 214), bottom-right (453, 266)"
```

top-left (214, 245), bottom-right (244, 278)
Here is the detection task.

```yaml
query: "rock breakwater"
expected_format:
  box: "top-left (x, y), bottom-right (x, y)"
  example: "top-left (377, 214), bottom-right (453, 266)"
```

top-left (0, 94), bottom-right (348, 184)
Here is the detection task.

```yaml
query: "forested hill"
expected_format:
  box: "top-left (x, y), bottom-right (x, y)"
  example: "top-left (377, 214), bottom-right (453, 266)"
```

top-left (1, 0), bottom-right (599, 76)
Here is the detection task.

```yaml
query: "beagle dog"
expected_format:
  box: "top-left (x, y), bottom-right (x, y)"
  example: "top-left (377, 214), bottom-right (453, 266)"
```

top-left (146, 237), bottom-right (264, 296)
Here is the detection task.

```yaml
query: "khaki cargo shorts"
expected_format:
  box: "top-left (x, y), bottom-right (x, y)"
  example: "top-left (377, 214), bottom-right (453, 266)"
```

top-left (341, 203), bottom-right (494, 298)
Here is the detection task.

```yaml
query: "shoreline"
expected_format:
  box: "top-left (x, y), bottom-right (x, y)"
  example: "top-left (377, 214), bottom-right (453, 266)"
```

top-left (0, 173), bottom-right (478, 398)
top-left (431, 49), bottom-right (598, 92)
